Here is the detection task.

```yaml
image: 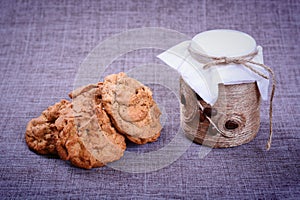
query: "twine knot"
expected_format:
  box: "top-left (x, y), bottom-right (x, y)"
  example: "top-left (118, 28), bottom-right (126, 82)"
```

top-left (205, 56), bottom-right (247, 67)
top-left (221, 57), bottom-right (235, 63)
top-left (188, 44), bottom-right (276, 150)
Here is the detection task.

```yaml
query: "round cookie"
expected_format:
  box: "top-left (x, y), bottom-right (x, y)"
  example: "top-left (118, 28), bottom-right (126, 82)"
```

top-left (101, 72), bottom-right (162, 144)
top-left (55, 84), bottom-right (126, 169)
top-left (25, 100), bottom-right (70, 155)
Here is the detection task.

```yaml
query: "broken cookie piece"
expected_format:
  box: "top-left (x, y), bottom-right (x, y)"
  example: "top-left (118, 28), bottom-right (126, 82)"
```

top-left (101, 72), bottom-right (162, 144)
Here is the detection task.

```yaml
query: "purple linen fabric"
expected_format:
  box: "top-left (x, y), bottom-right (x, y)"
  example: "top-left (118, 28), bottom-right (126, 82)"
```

top-left (0, 0), bottom-right (299, 199)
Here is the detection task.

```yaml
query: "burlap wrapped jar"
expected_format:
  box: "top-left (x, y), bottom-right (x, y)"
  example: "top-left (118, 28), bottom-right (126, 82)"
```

top-left (180, 78), bottom-right (261, 148)
top-left (158, 29), bottom-right (275, 149)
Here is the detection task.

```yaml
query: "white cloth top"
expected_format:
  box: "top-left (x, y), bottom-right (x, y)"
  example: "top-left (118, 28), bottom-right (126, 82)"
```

top-left (157, 30), bottom-right (270, 105)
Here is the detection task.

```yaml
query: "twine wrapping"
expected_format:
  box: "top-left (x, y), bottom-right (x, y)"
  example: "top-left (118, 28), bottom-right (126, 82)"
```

top-left (188, 45), bottom-right (276, 150)
top-left (181, 79), bottom-right (261, 148)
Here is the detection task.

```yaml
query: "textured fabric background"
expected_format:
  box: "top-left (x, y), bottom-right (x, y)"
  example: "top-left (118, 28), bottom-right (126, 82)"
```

top-left (0, 0), bottom-right (299, 199)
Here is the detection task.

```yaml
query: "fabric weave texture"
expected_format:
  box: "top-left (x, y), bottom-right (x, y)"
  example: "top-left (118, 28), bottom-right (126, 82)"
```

top-left (0, 0), bottom-right (299, 199)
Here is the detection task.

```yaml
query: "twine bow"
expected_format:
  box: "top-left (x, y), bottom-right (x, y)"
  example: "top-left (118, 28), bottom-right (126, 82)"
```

top-left (188, 45), bottom-right (276, 150)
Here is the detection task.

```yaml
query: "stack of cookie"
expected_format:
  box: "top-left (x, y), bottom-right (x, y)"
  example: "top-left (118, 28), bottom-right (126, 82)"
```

top-left (25, 73), bottom-right (162, 169)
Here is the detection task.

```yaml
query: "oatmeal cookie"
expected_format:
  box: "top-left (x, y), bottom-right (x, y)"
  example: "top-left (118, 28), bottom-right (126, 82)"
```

top-left (55, 84), bottom-right (126, 169)
top-left (25, 100), bottom-right (70, 155)
top-left (101, 73), bottom-right (162, 144)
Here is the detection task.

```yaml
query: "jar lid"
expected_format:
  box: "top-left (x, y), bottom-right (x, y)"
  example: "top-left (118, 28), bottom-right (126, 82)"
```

top-left (157, 29), bottom-right (269, 105)
top-left (191, 29), bottom-right (256, 57)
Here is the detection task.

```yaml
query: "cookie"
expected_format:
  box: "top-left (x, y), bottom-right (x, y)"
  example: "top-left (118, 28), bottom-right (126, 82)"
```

top-left (26, 73), bottom-right (162, 168)
top-left (101, 73), bottom-right (162, 144)
top-left (25, 100), bottom-right (70, 155)
top-left (55, 84), bottom-right (126, 169)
